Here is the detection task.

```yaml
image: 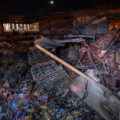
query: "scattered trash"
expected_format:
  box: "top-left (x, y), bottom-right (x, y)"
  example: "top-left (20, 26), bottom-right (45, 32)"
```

top-left (0, 53), bottom-right (104, 120)
top-left (1, 28), bottom-right (120, 120)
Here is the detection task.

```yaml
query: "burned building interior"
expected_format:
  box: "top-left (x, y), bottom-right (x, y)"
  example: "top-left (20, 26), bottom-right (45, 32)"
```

top-left (0, 0), bottom-right (120, 120)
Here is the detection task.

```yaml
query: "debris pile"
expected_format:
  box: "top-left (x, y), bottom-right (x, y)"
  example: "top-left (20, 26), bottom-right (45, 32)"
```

top-left (0, 52), bottom-right (104, 120)
top-left (74, 28), bottom-right (120, 88)
top-left (0, 81), bottom-right (104, 120)
top-left (0, 27), bottom-right (120, 120)
top-left (0, 35), bottom-right (34, 56)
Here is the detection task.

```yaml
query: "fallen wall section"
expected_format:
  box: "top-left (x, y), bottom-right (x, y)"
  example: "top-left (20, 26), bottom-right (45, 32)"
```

top-left (71, 71), bottom-right (120, 120)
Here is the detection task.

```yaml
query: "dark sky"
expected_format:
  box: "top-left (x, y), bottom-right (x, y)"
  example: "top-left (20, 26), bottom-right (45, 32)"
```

top-left (0, 0), bottom-right (120, 15)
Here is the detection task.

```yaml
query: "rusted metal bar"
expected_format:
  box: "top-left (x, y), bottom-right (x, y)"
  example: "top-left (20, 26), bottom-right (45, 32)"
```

top-left (87, 49), bottom-right (105, 85)
top-left (58, 38), bottom-right (85, 43)
top-left (64, 34), bottom-right (95, 39)
top-left (91, 28), bottom-right (120, 57)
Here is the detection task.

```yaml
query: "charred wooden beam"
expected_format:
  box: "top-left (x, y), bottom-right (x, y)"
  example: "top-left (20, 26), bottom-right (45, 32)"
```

top-left (35, 36), bottom-right (85, 48)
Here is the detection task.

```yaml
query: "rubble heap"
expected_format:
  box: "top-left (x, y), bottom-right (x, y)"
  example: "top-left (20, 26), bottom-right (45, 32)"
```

top-left (74, 28), bottom-right (120, 88)
top-left (0, 52), bottom-right (104, 120)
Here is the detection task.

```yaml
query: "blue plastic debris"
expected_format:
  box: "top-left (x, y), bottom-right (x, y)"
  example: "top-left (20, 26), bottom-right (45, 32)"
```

top-left (77, 117), bottom-right (82, 120)
top-left (11, 103), bottom-right (17, 109)
top-left (80, 108), bottom-right (83, 112)
top-left (25, 104), bottom-right (29, 109)
top-left (59, 108), bottom-right (65, 115)
top-left (17, 109), bottom-right (22, 116)
top-left (38, 96), bottom-right (42, 100)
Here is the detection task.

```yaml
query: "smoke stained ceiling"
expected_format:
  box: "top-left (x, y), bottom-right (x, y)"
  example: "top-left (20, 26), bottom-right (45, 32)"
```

top-left (0, 0), bottom-right (120, 15)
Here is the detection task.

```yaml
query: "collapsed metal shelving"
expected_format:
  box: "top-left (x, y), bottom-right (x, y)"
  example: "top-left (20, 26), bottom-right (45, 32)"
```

top-left (29, 48), bottom-right (69, 89)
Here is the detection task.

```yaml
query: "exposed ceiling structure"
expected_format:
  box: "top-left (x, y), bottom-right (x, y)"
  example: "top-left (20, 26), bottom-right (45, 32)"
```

top-left (0, 0), bottom-right (120, 15)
